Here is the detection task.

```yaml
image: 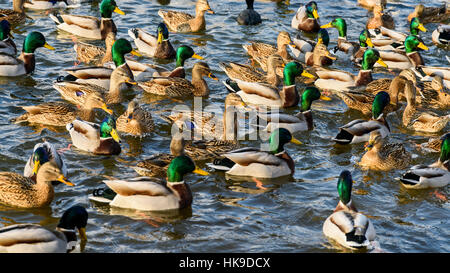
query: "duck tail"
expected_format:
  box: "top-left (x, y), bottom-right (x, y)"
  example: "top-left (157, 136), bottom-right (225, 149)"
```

top-left (49, 13), bottom-right (64, 25)
top-left (206, 157), bottom-right (235, 171)
top-left (399, 170), bottom-right (420, 186)
top-left (332, 129), bottom-right (353, 144)
top-left (128, 28), bottom-right (139, 40)
top-left (88, 188), bottom-right (116, 204)
top-left (222, 79), bottom-right (240, 93)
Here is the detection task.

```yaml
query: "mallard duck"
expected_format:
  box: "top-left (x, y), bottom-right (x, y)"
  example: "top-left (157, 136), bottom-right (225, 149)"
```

top-left (432, 24), bottom-right (450, 46)
top-left (407, 3), bottom-right (449, 24)
top-left (0, 0), bottom-right (26, 25)
top-left (290, 28), bottom-right (330, 56)
top-left (13, 92), bottom-right (113, 127)
top-left (211, 128), bottom-right (301, 179)
top-left (359, 130), bottom-right (412, 171)
top-left (366, 4), bottom-right (394, 30)
top-left (417, 135), bottom-right (445, 153)
top-left (0, 161), bottom-right (74, 208)
top-left (138, 61), bottom-right (217, 97)
top-left (419, 66), bottom-right (450, 89)
top-left (89, 155), bottom-right (209, 211)
top-left (128, 23), bottom-right (176, 59)
top-left (333, 91), bottom-right (391, 145)
top-left (0, 205), bottom-right (88, 253)
top-left (243, 31), bottom-right (296, 72)
top-left (256, 86), bottom-right (331, 133)
top-left (49, 0), bottom-right (124, 40)
top-left (66, 117), bottom-right (121, 155)
top-left (158, 0), bottom-right (214, 33)
top-left (291, 1), bottom-right (320, 33)
top-left (323, 170), bottom-right (376, 249)
top-left (351, 29), bottom-right (379, 65)
top-left (223, 61), bottom-right (315, 108)
top-left (116, 100), bottom-right (154, 136)
top-left (402, 80), bottom-right (450, 133)
top-left (320, 18), bottom-right (360, 56)
top-left (73, 32), bottom-right (116, 65)
top-left (290, 29), bottom-right (336, 67)
top-left (237, 0), bottom-right (262, 26)
top-left (219, 54), bottom-right (285, 87)
top-left (23, 0), bottom-right (84, 10)
top-left (0, 20), bottom-right (16, 56)
top-left (400, 133), bottom-right (449, 189)
top-left (0, 31), bottom-right (54, 76)
top-left (23, 141), bottom-right (67, 179)
top-left (415, 75), bottom-right (450, 110)
top-left (314, 48), bottom-right (387, 92)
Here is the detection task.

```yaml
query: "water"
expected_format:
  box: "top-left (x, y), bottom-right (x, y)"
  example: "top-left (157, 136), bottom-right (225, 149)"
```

top-left (0, 0), bottom-right (448, 253)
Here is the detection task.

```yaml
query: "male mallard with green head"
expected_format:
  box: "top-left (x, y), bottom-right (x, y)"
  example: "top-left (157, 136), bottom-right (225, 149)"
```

top-left (0, 20), bottom-right (16, 56)
top-left (128, 22), bottom-right (176, 59)
top-left (291, 1), bottom-right (320, 33)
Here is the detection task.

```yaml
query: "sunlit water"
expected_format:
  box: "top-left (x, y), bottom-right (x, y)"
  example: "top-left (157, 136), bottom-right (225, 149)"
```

top-left (0, 0), bottom-right (448, 253)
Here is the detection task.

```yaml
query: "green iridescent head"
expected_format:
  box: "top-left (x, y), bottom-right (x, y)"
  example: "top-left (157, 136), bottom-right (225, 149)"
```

top-left (100, 0), bottom-right (124, 18)
top-left (31, 147), bottom-right (50, 175)
top-left (321, 18), bottom-right (346, 38)
top-left (404, 35), bottom-right (429, 53)
top-left (410, 17), bottom-right (427, 36)
top-left (317, 28), bottom-right (330, 47)
top-left (111, 38), bottom-right (141, 66)
top-left (176, 45), bottom-right (203, 67)
top-left (283, 62), bottom-right (314, 86)
top-left (299, 86), bottom-right (331, 112)
top-left (22, 32), bottom-right (54, 54)
top-left (0, 20), bottom-right (11, 41)
top-left (305, 1), bottom-right (319, 19)
top-left (359, 29), bottom-right (374, 48)
top-left (361, 48), bottom-right (386, 70)
top-left (167, 155), bottom-right (209, 182)
top-left (268, 128), bottom-right (302, 154)
top-left (100, 116), bottom-right (121, 143)
top-left (371, 91), bottom-right (390, 119)
top-left (440, 133), bottom-right (450, 163)
top-left (337, 170), bottom-right (353, 205)
top-left (57, 205), bottom-right (88, 241)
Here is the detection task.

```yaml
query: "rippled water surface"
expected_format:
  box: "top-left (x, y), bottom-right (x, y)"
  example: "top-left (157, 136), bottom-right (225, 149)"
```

top-left (0, 0), bottom-right (449, 253)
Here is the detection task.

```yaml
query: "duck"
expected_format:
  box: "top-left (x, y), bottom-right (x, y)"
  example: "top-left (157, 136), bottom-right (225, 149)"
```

top-left (333, 91), bottom-right (391, 145)
top-left (402, 79), bottom-right (450, 134)
top-left (400, 133), bottom-right (449, 189)
top-left (336, 75), bottom-right (406, 116)
top-left (13, 92), bottom-right (113, 127)
top-left (0, 205), bottom-right (88, 253)
top-left (211, 128), bottom-right (301, 179)
top-left (242, 31), bottom-right (296, 72)
top-left (0, 0), bottom-right (26, 25)
top-left (23, 0), bottom-right (82, 10)
top-left (417, 134), bottom-right (446, 153)
top-left (158, 0), bottom-right (214, 33)
top-left (323, 170), bottom-right (376, 249)
top-left (256, 86), bottom-right (331, 133)
top-left (73, 32), bottom-right (116, 66)
top-left (290, 29), bottom-right (336, 67)
top-left (407, 3), bottom-right (449, 24)
top-left (314, 48), bottom-right (387, 92)
top-left (219, 54), bottom-right (285, 87)
top-left (357, 0), bottom-right (386, 10)
top-left (320, 18), bottom-right (360, 56)
top-left (0, 20), bottom-right (16, 55)
top-left (237, 0), bottom-right (262, 26)
top-left (66, 116), bottom-right (121, 155)
top-left (291, 1), bottom-right (320, 33)
top-left (352, 29), bottom-right (378, 64)
top-left (223, 61), bottom-right (315, 108)
top-left (115, 100), bottom-right (154, 136)
top-left (418, 66), bottom-right (450, 90)
top-left (359, 130), bottom-right (412, 171)
top-left (23, 141), bottom-right (68, 179)
top-left (0, 161), bottom-right (74, 208)
top-left (128, 22), bottom-right (176, 59)
top-left (0, 31), bottom-right (54, 76)
top-left (49, 0), bottom-right (124, 40)
top-left (138, 61), bottom-right (217, 97)
top-left (290, 28), bottom-right (330, 57)
top-left (366, 4), bottom-right (395, 30)
top-left (89, 155), bottom-right (209, 211)
top-left (432, 24), bottom-right (450, 46)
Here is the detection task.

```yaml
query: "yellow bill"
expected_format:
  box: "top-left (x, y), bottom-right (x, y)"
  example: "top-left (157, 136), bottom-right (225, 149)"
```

top-left (325, 52), bottom-right (336, 60)
top-left (312, 9), bottom-right (319, 19)
top-left (317, 37), bottom-right (323, 45)
top-left (44, 42), bottom-right (55, 50)
top-left (208, 73), bottom-right (218, 81)
top-left (418, 23), bottom-right (427, 32)
top-left (301, 70), bottom-right (315, 79)
top-left (78, 227), bottom-right (87, 241)
top-left (320, 94), bottom-right (332, 101)
top-left (114, 6), bottom-right (125, 15)
top-left (376, 58), bottom-right (388, 68)
top-left (193, 166), bottom-right (209, 176)
top-left (32, 160), bottom-right (40, 175)
top-left (291, 137), bottom-right (302, 145)
top-left (207, 8), bottom-right (214, 14)
top-left (102, 103), bottom-right (113, 115)
top-left (110, 128), bottom-right (121, 143)
top-left (321, 22), bottom-right (333, 29)
top-left (157, 31), bottom-right (164, 44)
top-left (125, 78), bottom-right (137, 85)
top-left (57, 175), bottom-right (74, 186)
top-left (290, 42), bottom-right (297, 49)
top-left (366, 37), bottom-right (374, 48)
top-left (417, 42), bottom-right (429, 51)
top-left (192, 53), bottom-right (204, 60)
top-left (130, 49), bottom-right (142, 57)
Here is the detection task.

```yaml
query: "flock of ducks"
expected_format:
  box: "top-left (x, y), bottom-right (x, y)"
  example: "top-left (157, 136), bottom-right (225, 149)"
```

top-left (0, 0), bottom-right (448, 252)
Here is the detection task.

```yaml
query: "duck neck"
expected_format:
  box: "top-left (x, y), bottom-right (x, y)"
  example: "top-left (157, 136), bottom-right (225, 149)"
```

top-left (266, 60), bottom-right (280, 86)
top-left (222, 104), bottom-right (238, 141)
top-left (301, 110), bottom-right (314, 130)
top-left (100, 18), bottom-right (117, 40)
top-left (191, 69), bottom-right (209, 96)
top-left (246, 0), bottom-right (254, 10)
top-left (280, 85), bottom-right (300, 108)
top-left (355, 70), bottom-right (373, 86)
top-left (18, 52), bottom-right (35, 74)
top-left (34, 173), bottom-right (55, 206)
top-left (77, 105), bottom-right (95, 122)
top-left (108, 68), bottom-right (127, 103)
top-left (406, 51), bottom-right (424, 67)
top-left (167, 181), bottom-right (192, 209)
top-left (192, 9), bottom-right (206, 31)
